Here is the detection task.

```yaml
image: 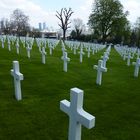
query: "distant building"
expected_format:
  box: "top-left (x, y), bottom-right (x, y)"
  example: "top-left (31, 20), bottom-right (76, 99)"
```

top-left (43, 22), bottom-right (46, 30)
top-left (41, 28), bottom-right (58, 38)
top-left (39, 22), bottom-right (42, 31)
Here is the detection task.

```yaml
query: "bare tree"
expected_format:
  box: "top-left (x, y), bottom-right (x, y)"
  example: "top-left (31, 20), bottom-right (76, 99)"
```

top-left (56, 8), bottom-right (74, 40)
top-left (0, 18), bottom-right (11, 34)
top-left (10, 9), bottom-right (30, 36)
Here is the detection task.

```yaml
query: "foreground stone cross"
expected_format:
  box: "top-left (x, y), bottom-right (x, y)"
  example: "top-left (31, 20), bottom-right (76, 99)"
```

top-left (60, 87), bottom-right (95, 140)
top-left (94, 60), bottom-right (107, 85)
top-left (11, 61), bottom-right (24, 101)
top-left (132, 58), bottom-right (140, 77)
top-left (41, 47), bottom-right (46, 64)
top-left (61, 52), bottom-right (70, 72)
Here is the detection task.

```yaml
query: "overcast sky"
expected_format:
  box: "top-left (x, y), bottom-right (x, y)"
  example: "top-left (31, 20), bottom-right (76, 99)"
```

top-left (0, 0), bottom-right (140, 29)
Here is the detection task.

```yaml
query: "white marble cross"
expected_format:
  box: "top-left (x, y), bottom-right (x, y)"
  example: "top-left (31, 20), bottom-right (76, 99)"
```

top-left (101, 52), bottom-right (109, 68)
top-left (61, 52), bottom-right (70, 72)
top-left (73, 45), bottom-right (77, 55)
top-left (41, 47), bottom-right (46, 64)
top-left (87, 46), bottom-right (91, 58)
top-left (136, 49), bottom-right (140, 59)
top-left (60, 87), bottom-right (95, 140)
top-left (16, 41), bottom-right (20, 54)
top-left (1, 39), bottom-right (4, 48)
top-left (78, 46), bottom-right (85, 63)
top-left (8, 40), bottom-right (11, 51)
top-left (26, 44), bottom-right (32, 58)
top-left (11, 61), bottom-right (24, 101)
top-left (49, 43), bottom-right (53, 55)
top-left (62, 42), bottom-right (66, 56)
top-left (132, 58), bottom-right (140, 77)
top-left (92, 46), bottom-right (95, 55)
top-left (126, 52), bottom-right (133, 66)
top-left (94, 60), bottom-right (107, 85)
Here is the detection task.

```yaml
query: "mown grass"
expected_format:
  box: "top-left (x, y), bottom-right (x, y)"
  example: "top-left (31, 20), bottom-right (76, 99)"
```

top-left (0, 39), bottom-right (140, 140)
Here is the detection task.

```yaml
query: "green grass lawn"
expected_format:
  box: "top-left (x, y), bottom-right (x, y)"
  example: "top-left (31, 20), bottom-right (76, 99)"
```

top-left (0, 39), bottom-right (140, 140)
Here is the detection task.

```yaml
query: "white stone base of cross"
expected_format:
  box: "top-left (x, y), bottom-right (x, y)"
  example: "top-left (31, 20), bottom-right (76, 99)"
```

top-left (11, 61), bottom-right (24, 101)
top-left (60, 87), bottom-right (95, 140)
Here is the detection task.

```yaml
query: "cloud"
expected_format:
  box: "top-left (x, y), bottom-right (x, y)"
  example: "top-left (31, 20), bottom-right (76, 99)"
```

top-left (73, 0), bottom-right (93, 25)
top-left (0, 0), bottom-right (139, 30)
top-left (121, 0), bottom-right (140, 23)
top-left (0, 0), bottom-right (57, 28)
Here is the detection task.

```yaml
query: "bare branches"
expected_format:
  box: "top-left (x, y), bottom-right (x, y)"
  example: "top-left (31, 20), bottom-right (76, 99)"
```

top-left (56, 8), bottom-right (73, 40)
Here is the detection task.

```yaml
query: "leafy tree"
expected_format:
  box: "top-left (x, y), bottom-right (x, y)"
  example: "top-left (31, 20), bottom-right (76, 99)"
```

top-left (10, 9), bottom-right (30, 36)
top-left (88, 0), bottom-right (129, 43)
top-left (56, 8), bottom-right (73, 41)
top-left (134, 17), bottom-right (140, 47)
top-left (70, 30), bottom-right (77, 39)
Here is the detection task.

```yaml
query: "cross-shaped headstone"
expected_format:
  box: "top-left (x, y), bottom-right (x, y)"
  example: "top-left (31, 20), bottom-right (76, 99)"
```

top-left (87, 46), bottom-right (91, 58)
top-left (136, 49), bottom-right (140, 59)
top-left (126, 52), bottom-right (133, 66)
top-left (61, 52), bottom-right (70, 72)
top-left (132, 58), bottom-right (140, 77)
top-left (49, 43), bottom-right (53, 55)
top-left (62, 42), bottom-right (67, 56)
top-left (60, 87), bottom-right (95, 140)
top-left (94, 60), bottom-right (107, 85)
top-left (73, 45), bottom-right (77, 55)
top-left (101, 52), bottom-right (109, 68)
top-left (78, 46), bottom-right (85, 63)
top-left (8, 39), bottom-right (11, 51)
top-left (92, 46), bottom-right (95, 55)
top-left (11, 61), bottom-right (24, 101)
top-left (16, 41), bottom-right (20, 54)
top-left (41, 47), bottom-right (46, 64)
top-left (26, 44), bottom-right (32, 58)
top-left (1, 38), bottom-right (4, 48)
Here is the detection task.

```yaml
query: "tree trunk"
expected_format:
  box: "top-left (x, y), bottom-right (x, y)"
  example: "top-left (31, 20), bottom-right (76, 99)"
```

top-left (63, 29), bottom-right (66, 41)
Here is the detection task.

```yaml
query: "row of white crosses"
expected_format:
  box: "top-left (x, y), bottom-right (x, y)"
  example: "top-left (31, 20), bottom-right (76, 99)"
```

top-left (115, 45), bottom-right (140, 77)
top-left (115, 45), bottom-right (134, 66)
top-left (10, 61), bottom-right (95, 140)
top-left (65, 40), bottom-right (106, 58)
top-left (93, 45), bottom-right (111, 85)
